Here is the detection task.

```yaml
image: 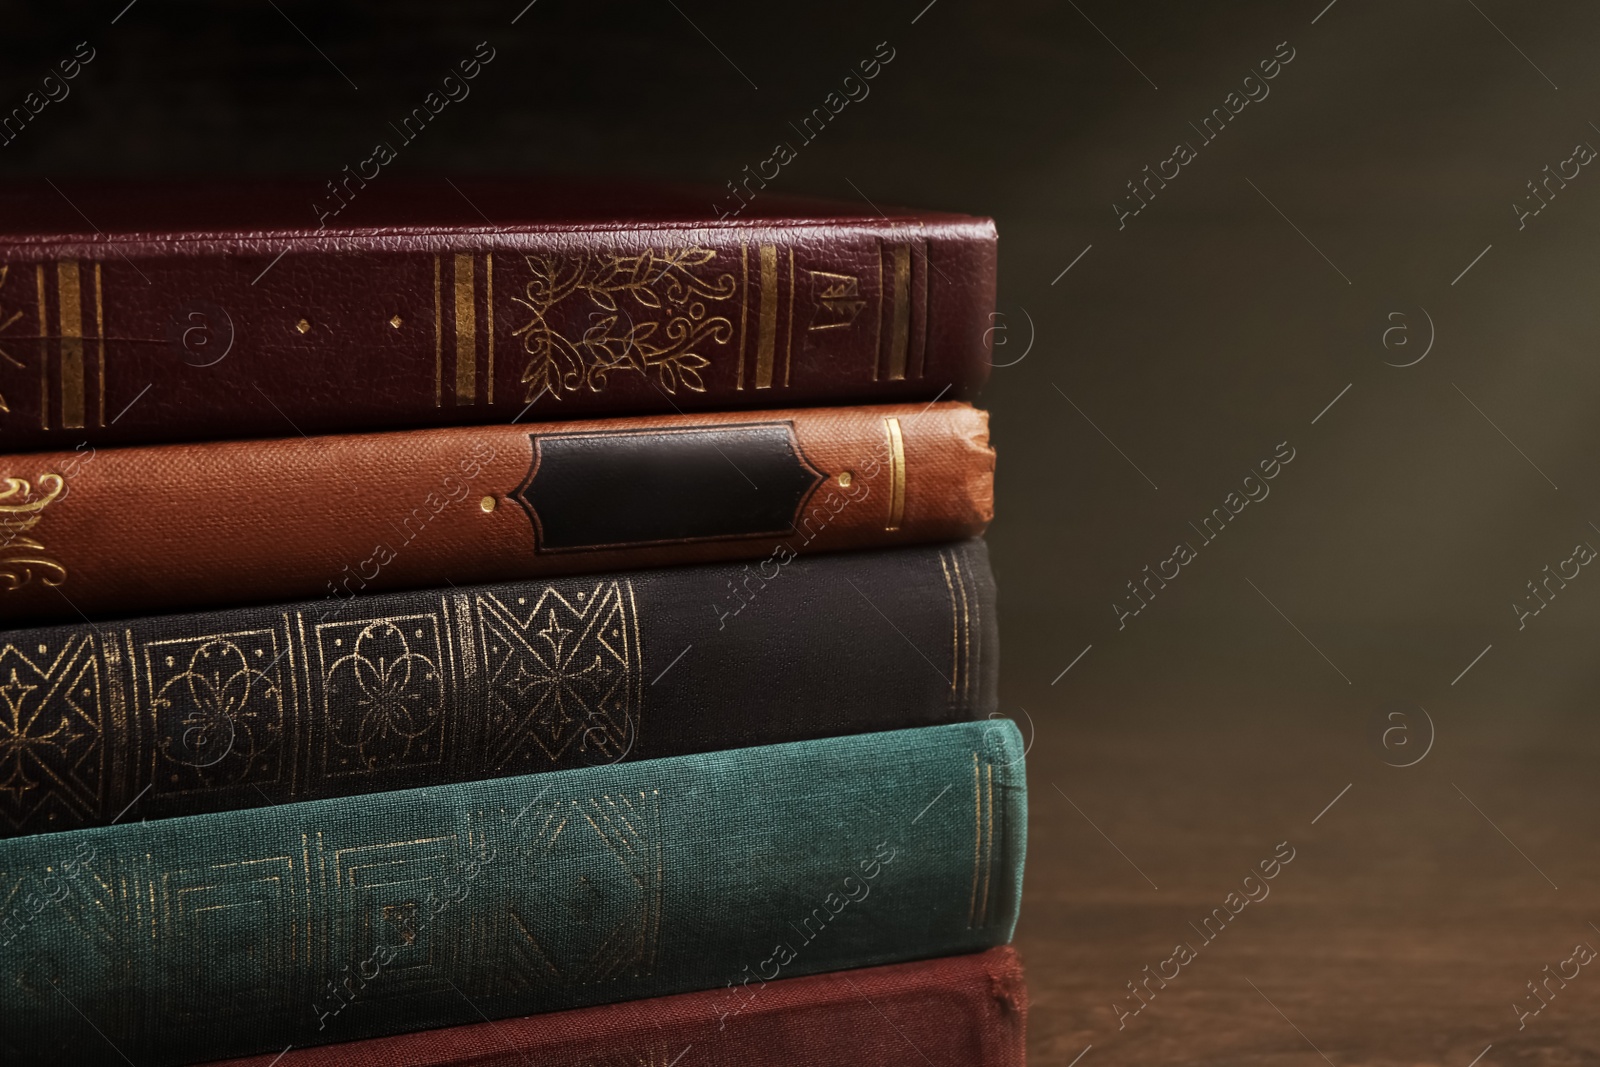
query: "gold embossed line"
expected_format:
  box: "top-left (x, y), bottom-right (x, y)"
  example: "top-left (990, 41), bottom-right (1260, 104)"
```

top-left (433, 255), bottom-right (443, 407)
top-left (938, 550), bottom-right (961, 697)
top-left (912, 238), bottom-right (929, 379)
top-left (951, 550), bottom-right (972, 702)
top-left (56, 260), bottom-right (84, 429)
top-left (485, 252), bottom-right (495, 405)
top-left (754, 244), bottom-right (779, 389)
top-left (34, 265), bottom-right (46, 429)
top-left (736, 243), bottom-right (749, 390)
top-left (966, 752), bottom-right (995, 929)
top-left (960, 543), bottom-right (972, 700)
top-left (967, 752), bottom-right (981, 927)
top-left (279, 611), bottom-right (302, 796)
top-left (454, 252), bottom-right (476, 405)
top-left (871, 245), bottom-right (884, 380)
top-left (883, 416), bottom-right (906, 531)
top-left (885, 244), bottom-right (912, 381)
top-left (94, 263), bottom-right (105, 427)
top-left (972, 758), bottom-right (985, 927)
top-left (101, 630), bottom-right (127, 812)
top-left (784, 248), bottom-right (796, 387)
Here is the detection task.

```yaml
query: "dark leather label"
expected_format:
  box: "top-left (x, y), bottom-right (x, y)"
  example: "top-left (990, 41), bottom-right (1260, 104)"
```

top-left (515, 421), bottom-right (825, 552)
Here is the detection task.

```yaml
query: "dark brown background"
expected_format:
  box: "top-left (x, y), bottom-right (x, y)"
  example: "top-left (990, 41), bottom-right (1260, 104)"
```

top-left (6, 2), bottom-right (1600, 1062)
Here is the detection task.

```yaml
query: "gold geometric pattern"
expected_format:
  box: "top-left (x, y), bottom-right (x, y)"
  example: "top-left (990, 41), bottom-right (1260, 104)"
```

top-left (0, 581), bottom-right (642, 833)
top-left (327, 833), bottom-right (461, 997)
top-left (0, 782), bottom-right (668, 1052)
top-left (493, 789), bottom-right (663, 993)
top-left (0, 635), bottom-right (102, 832)
top-left (474, 583), bottom-right (641, 769)
top-left (155, 855), bottom-right (296, 1022)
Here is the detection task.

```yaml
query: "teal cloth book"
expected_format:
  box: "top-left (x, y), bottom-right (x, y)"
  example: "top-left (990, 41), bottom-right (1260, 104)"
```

top-left (0, 720), bottom-right (1025, 1066)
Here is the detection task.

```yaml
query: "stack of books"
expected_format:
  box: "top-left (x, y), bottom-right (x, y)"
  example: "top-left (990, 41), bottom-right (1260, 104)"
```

top-left (0, 178), bottom-right (1026, 1066)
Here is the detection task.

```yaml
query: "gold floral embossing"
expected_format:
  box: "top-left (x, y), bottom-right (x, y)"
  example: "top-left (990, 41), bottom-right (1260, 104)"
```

top-left (150, 636), bottom-right (285, 781)
top-left (0, 473), bottom-right (66, 592)
top-left (320, 617), bottom-right (445, 774)
top-left (511, 247), bottom-right (736, 403)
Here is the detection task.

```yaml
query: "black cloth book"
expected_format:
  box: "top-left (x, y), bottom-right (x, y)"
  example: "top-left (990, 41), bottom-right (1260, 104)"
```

top-left (0, 540), bottom-right (995, 836)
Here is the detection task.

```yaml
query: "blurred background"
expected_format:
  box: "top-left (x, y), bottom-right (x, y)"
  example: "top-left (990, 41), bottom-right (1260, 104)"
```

top-left (7, 1), bottom-right (1600, 1061)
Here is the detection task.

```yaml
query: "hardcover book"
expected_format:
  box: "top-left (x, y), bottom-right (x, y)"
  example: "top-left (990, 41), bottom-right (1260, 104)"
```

top-left (0, 401), bottom-right (994, 622)
top-left (0, 720), bottom-right (1027, 1066)
top-left (0, 178), bottom-right (995, 450)
top-left (0, 541), bottom-right (996, 836)
top-left (208, 947), bottom-right (1028, 1067)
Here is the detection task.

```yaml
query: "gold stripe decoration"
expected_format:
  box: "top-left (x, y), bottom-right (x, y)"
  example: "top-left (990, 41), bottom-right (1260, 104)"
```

top-left (871, 245), bottom-right (884, 380)
top-left (454, 253), bottom-right (476, 405)
top-left (485, 252), bottom-right (495, 405)
top-left (736, 243), bottom-right (748, 390)
top-left (967, 752), bottom-right (981, 926)
top-left (883, 416), bottom-right (906, 531)
top-left (784, 247), bottom-right (795, 387)
top-left (433, 255), bottom-right (443, 407)
top-left (754, 244), bottom-right (778, 389)
top-left (94, 263), bottom-right (105, 427)
top-left (56, 260), bottom-right (84, 430)
top-left (912, 239), bottom-right (929, 379)
top-left (972, 758), bottom-right (985, 927)
top-left (34, 265), bottom-right (46, 430)
top-left (938, 551), bottom-right (961, 697)
top-left (950, 551), bottom-right (971, 700)
top-left (885, 244), bottom-right (912, 381)
top-left (451, 593), bottom-right (478, 690)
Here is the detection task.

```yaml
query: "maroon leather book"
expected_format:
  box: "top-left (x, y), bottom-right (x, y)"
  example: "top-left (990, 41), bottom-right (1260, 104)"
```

top-left (205, 948), bottom-right (1027, 1067)
top-left (0, 178), bottom-right (995, 450)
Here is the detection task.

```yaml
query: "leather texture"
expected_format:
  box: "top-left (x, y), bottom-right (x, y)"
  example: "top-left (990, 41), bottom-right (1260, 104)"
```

top-left (0, 541), bottom-right (997, 836)
top-left (0, 177), bottom-right (996, 449)
top-left (0, 401), bottom-right (994, 623)
top-left (206, 947), bottom-right (1028, 1067)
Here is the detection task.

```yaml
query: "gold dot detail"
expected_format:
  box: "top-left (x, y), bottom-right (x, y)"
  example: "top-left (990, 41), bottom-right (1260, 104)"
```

top-left (295, 319), bottom-right (311, 335)
top-left (389, 314), bottom-right (403, 329)
top-left (837, 471), bottom-right (853, 487)
top-left (480, 496), bottom-right (497, 513)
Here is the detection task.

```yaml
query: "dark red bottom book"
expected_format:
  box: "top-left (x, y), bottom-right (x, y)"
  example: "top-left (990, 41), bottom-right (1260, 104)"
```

top-left (208, 948), bottom-right (1026, 1067)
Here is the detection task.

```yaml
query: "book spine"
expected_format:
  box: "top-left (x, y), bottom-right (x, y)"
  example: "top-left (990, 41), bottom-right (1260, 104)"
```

top-left (0, 720), bottom-right (1026, 1066)
top-left (206, 947), bottom-right (1027, 1067)
top-left (0, 402), bottom-right (993, 623)
top-left (0, 219), bottom-right (994, 450)
top-left (0, 541), bottom-right (997, 836)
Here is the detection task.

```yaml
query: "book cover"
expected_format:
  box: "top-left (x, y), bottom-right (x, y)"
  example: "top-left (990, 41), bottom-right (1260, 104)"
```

top-left (0, 541), bottom-right (996, 836)
top-left (209, 947), bottom-right (1028, 1067)
top-left (0, 177), bottom-right (995, 450)
top-left (0, 401), bottom-right (993, 623)
top-left (0, 720), bottom-right (1026, 1065)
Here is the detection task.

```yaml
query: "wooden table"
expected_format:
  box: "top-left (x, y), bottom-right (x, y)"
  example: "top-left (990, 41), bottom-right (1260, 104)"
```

top-left (1010, 627), bottom-right (1600, 1066)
